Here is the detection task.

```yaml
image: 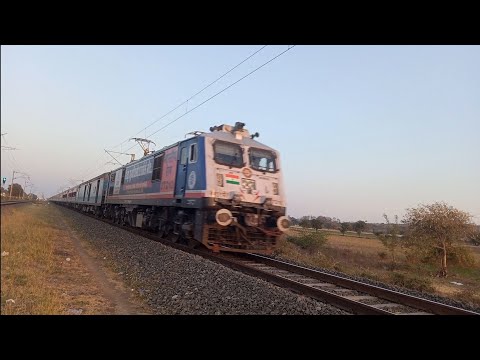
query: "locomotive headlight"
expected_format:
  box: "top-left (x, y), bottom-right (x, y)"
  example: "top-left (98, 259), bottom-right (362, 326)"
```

top-left (217, 174), bottom-right (224, 187)
top-left (277, 216), bottom-right (290, 232)
top-left (216, 208), bottom-right (233, 226)
top-left (272, 182), bottom-right (279, 195)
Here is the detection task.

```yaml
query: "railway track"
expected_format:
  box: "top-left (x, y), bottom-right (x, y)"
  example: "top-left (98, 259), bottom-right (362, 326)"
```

top-left (55, 204), bottom-right (479, 315)
top-left (0, 200), bottom-right (30, 206)
top-left (212, 253), bottom-right (479, 315)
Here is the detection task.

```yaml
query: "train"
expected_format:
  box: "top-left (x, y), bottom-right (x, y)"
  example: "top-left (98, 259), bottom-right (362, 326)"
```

top-left (50, 122), bottom-right (289, 253)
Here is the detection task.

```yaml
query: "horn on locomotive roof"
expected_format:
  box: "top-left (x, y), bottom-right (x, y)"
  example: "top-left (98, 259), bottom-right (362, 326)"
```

top-left (250, 132), bottom-right (260, 139)
top-left (232, 122), bottom-right (245, 132)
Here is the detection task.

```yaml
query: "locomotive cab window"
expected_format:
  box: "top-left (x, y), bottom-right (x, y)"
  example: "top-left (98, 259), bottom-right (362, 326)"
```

top-left (249, 148), bottom-right (276, 172)
top-left (213, 141), bottom-right (243, 167)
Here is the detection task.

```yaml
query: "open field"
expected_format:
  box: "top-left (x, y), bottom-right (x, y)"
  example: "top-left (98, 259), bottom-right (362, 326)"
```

top-left (279, 227), bottom-right (480, 307)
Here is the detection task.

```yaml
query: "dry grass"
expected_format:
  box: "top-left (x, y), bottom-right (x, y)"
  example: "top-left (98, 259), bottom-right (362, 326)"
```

top-left (1, 204), bottom-right (66, 314)
top-left (275, 234), bottom-right (340, 270)
top-left (1, 204), bottom-right (113, 315)
top-left (280, 228), bottom-right (480, 306)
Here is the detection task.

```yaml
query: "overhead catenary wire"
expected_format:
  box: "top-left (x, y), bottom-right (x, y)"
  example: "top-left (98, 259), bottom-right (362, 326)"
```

top-left (122, 45), bottom-right (297, 154)
top-left (77, 45), bottom-right (296, 182)
top-left (77, 46), bottom-right (269, 181)
top-left (108, 45), bottom-right (268, 152)
top-left (1, 133), bottom-right (29, 186)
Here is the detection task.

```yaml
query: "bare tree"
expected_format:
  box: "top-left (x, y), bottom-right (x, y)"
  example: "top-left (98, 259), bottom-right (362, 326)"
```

top-left (379, 214), bottom-right (401, 269)
top-left (403, 202), bottom-right (475, 277)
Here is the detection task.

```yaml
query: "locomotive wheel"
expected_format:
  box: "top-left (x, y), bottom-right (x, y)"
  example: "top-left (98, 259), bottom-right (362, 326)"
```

top-left (170, 230), bottom-right (189, 245)
top-left (187, 238), bottom-right (200, 249)
top-left (116, 211), bottom-right (123, 225)
top-left (158, 222), bottom-right (169, 238)
top-left (120, 210), bottom-right (127, 226)
top-left (170, 231), bottom-right (182, 244)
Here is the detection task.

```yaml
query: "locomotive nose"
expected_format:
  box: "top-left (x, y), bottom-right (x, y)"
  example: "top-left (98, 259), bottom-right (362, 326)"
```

top-left (277, 216), bottom-right (290, 232)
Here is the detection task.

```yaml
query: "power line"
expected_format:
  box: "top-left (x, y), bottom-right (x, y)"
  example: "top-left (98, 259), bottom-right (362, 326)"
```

top-left (1, 133), bottom-right (26, 173)
top-left (75, 46), bottom-right (269, 180)
top-left (76, 45), bottom-right (295, 180)
top-left (78, 153), bottom-right (111, 180)
top-left (125, 45), bottom-right (296, 152)
top-left (109, 45), bottom-right (268, 152)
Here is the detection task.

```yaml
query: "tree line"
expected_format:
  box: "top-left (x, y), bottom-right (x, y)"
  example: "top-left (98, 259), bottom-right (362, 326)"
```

top-left (288, 215), bottom-right (373, 236)
top-left (289, 202), bottom-right (480, 278)
top-left (0, 183), bottom-right (38, 200)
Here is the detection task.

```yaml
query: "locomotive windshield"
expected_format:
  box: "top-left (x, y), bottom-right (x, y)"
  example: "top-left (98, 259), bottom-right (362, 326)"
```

top-left (249, 148), bottom-right (276, 172)
top-left (213, 141), bottom-right (243, 167)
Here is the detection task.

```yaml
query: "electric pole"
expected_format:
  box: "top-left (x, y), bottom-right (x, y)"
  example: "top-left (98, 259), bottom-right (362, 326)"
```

top-left (9, 170), bottom-right (15, 199)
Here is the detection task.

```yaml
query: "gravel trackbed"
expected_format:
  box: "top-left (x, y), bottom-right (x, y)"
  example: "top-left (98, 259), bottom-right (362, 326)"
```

top-left (59, 206), bottom-right (348, 315)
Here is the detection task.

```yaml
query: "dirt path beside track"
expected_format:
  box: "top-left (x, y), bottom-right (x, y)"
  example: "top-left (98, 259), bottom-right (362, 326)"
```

top-left (56, 217), bottom-right (150, 315)
top-left (1, 203), bottom-right (150, 315)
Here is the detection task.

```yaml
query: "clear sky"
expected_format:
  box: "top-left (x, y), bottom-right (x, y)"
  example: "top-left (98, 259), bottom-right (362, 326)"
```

top-left (1, 45), bottom-right (479, 223)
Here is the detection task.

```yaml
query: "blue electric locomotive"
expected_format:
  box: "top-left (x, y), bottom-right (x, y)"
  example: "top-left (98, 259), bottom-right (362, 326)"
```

top-left (51, 123), bottom-right (289, 253)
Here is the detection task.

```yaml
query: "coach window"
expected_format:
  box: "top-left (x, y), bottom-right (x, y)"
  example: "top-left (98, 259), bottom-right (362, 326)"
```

top-left (109, 173), bottom-right (115, 195)
top-left (152, 154), bottom-right (164, 181)
top-left (121, 168), bottom-right (126, 184)
top-left (213, 141), bottom-right (243, 167)
top-left (189, 143), bottom-right (197, 163)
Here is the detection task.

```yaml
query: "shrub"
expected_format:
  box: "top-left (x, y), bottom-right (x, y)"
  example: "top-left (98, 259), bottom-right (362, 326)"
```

top-left (390, 272), bottom-right (434, 293)
top-left (378, 251), bottom-right (387, 260)
top-left (454, 288), bottom-right (479, 307)
top-left (286, 232), bottom-right (327, 254)
top-left (447, 246), bottom-right (475, 267)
